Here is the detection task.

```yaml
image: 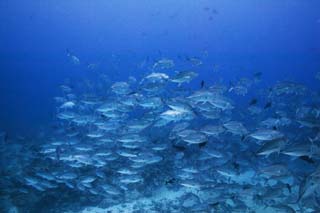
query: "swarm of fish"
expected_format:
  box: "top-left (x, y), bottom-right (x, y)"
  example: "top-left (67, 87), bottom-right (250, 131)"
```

top-left (1, 62), bottom-right (320, 212)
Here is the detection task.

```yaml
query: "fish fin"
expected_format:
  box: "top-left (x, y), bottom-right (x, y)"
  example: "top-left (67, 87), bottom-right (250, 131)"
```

top-left (241, 134), bottom-right (250, 142)
top-left (308, 137), bottom-right (316, 144)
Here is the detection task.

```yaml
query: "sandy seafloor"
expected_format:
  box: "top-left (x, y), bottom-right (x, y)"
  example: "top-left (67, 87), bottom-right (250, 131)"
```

top-left (75, 170), bottom-right (304, 213)
top-left (78, 187), bottom-right (290, 213)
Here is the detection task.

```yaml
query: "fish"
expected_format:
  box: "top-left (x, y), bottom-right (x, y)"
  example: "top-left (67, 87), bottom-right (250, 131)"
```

top-left (258, 164), bottom-right (289, 177)
top-left (297, 173), bottom-right (320, 202)
top-left (264, 101), bottom-right (272, 109)
top-left (229, 78), bottom-right (251, 96)
top-left (66, 49), bottom-right (80, 65)
top-left (2, 53), bottom-right (319, 213)
top-left (299, 156), bottom-right (315, 164)
top-left (249, 129), bottom-right (284, 141)
top-left (170, 70), bottom-right (198, 85)
top-left (186, 57), bottom-right (203, 66)
top-left (256, 138), bottom-right (286, 156)
top-left (181, 131), bottom-right (207, 145)
top-left (60, 101), bottom-right (76, 109)
top-left (281, 143), bottom-right (315, 158)
top-left (223, 121), bottom-right (248, 136)
top-left (152, 58), bottom-right (175, 70)
top-left (249, 98), bottom-right (258, 106)
top-left (200, 80), bottom-right (205, 89)
top-left (254, 72), bottom-right (262, 78)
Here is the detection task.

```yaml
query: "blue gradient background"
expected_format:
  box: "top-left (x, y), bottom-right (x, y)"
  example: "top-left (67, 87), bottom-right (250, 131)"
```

top-left (0, 0), bottom-right (319, 135)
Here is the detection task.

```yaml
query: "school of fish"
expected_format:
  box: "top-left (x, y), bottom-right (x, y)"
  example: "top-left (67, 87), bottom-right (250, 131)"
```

top-left (1, 59), bottom-right (320, 212)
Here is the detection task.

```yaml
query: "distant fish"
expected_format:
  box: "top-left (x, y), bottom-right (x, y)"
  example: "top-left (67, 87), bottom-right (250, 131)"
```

top-left (5, 60), bottom-right (318, 211)
top-left (211, 9), bottom-right (218, 14)
top-left (172, 144), bottom-right (186, 152)
top-left (254, 72), bottom-right (262, 78)
top-left (152, 58), bottom-right (174, 70)
top-left (186, 56), bottom-right (202, 66)
top-left (60, 101), bottom-right (76, 109)
top-left (203, 7), bottom-right (210, 11)
top-left (165, 178), bottom-right (176, 185)
top-left (198, 141), bottom-right (207, 148)
top-left (200, 80), bottom-right (205, 89)
top-left (286, 184), bottom-right (292, 193)
top-left (250, 129), bottom-right (284, 141)
top-left (299, 156), bottom-right (315, 164)
top-left (249, 98), bottom-right (258, 106)
top-left (171, 71), bottom-right (198, 85)
top-left (87, 63), bottom-right (98, 70)
top-left (203, 7), bottom-right (218, 14)
top-left (253, 72), bottom-right (262, 82)
top-left (264, 101), bottom-right (272, 109)
top-left (66, 49), bottom-right (80, 65)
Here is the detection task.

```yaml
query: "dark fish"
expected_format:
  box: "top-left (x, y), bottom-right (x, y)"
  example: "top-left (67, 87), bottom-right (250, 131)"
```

top-left (286, 184), bottom-right (292, 193)
top-left (233, 162), bottom-right (240, 170)
top-left (201, 80), bottom-right (205, 89)
top-left (165, 178), bottom-right (176, 185)
top-left (242, 185), bottom-right (251, 190)
top-left (127, 91), bottom-right (137, 96)
top-left (172, 144), bottom-right (186, 152)
top-left (264, 101), bottom-right (272, 109)
top-left (273, 126), bottom-right (278, 130)
top-left (66, 48), bottom-right (72, 56)
top-left (299, 156), bottom-right (315, 164)
top-left (177, 55), bottom-right (183, 60)
top-left (198, 141), bottom-right (207, 148)
top-left (254, 72), bottom-right (262, 78)
top-left (211, 9), bottom-right (218, 14)
top-left (249, 98), bottom-right (258, 106)
top-left (209, 202), bottom-right (220, 207)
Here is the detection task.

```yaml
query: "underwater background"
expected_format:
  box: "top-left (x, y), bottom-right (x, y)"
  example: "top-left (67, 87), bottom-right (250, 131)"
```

top-left (1, 0), bottom-right (320, 212)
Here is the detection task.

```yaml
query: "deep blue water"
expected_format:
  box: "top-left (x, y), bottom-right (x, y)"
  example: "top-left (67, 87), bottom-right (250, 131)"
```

top-left (1, 1), bottom-right (320, 212)
top-left (0, 0), bottom-right (319, 135)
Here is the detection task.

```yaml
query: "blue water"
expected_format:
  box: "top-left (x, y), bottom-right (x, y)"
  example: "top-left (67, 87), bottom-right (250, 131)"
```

top-left (1, 0), bottom-right (320, 212)
top-left (1, 0), bottom-right (319, 135)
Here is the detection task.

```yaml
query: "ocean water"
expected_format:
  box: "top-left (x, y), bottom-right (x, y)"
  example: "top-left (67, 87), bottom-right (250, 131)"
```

top-left (0, 0), bottom-right (320, 212)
